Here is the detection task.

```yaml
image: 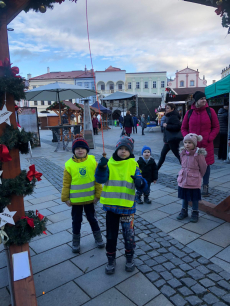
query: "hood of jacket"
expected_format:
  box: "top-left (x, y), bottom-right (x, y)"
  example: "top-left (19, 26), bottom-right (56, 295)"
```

top-left (191, 101), bottom-right (209, 112)
top-left (179, 147), bottom-right (207, 156)
top-left (218, 108), bottom-right (228, 115)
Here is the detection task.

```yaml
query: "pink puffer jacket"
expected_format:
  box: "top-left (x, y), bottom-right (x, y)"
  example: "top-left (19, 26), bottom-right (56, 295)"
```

top-left (177, 147), bottom-right (207, 189)
top-left (181, 103), bottom-right (219, 165)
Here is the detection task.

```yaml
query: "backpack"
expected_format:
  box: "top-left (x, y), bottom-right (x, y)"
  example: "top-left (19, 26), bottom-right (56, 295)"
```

top-left (188, 107), bottom-right (212, 122)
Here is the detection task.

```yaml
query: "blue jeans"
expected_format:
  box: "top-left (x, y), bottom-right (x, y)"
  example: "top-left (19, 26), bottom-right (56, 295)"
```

top-left (182, 199), bottom-right (199, 211)
top-left (203, 165), bottom-right (210, 185)
top-left (119, 123), bottom-right (123, 128)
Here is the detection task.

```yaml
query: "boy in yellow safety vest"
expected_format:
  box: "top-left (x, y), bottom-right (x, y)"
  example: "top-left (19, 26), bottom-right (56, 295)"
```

top-left (95, 136), bottom-right (148, 274)
top-left (61, 135), bottom-right (104, 253)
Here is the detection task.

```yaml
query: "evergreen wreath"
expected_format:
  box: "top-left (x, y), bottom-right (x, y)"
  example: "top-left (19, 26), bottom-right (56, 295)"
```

top-left (0, 77), bottom-right (25, 108)
top-left (4, 210), bottom-right (47, 246)
top-left (0, 170), bottom-right (37, 212)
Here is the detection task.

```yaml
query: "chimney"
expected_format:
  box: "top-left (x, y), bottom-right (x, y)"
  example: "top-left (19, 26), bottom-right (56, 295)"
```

top-left (85, 65), bottom-right (87, 74)
top-left (47, 67), bottom-right (50, 73)
top-left (203, 75), bottom-right (205, 80)
top-left (197, 69), bottom-right (198, 72)
top-left (27, 73), bottom-right (31, 80)
top-left (212, 80), bottom-right (216, 84)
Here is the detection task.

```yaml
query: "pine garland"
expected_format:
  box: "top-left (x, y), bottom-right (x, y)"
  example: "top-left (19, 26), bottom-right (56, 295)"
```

top-left (0, 77), bottom-right (25, 108)
top-left (0, 171), bottom-right (37, 212)
top-left (4, 210), bottom-right (47, 246)
top-left (46, 101), bottom-right (70, 111)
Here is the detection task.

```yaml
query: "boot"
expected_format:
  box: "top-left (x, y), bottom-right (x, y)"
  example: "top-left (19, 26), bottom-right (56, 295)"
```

top-left (72, 233), bottom-right (80, 253)
top-left (144, 196), bottom-right (151, 204)
top-left (105, 253), bottom-right (116, 275)
top-left (190, 210), bottom-right (199, 223)
top-left (125, 252), bottom-right (135, 272)
top-left (177, 208), bottom-right (188, 220)
top-left (202, 185), bottom-right (210, 197)
top-left (93, 230), bottom-right (105, 248)
top-left (136, 195), bottom-right (143, 204)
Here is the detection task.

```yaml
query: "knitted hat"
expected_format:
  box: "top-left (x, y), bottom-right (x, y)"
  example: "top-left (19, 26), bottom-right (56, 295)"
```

top-left (193, 91), bottom-right (206, 102)
top-left (183, 133), bottom-right (203, 147)
top-left (72, 135), bottom-right (89, 154)
top-left (142, 145), bottom-right (151, 155)
top-left (115, 136), bottom-right (134, 154)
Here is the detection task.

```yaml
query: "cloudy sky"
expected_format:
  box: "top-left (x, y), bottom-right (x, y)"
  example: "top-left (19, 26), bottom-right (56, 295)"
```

top-left (8, 0), bottom-right (230, 85)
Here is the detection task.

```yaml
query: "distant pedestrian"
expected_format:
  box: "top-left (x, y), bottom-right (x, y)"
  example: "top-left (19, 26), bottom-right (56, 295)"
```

top-left (160, 114), bottom-right (166, 133)
top-left (218, 102), bottom-right (228, 161)
top-left (137, 146), bottom-right (158, 204)
top-left (177, 133), bottom-right (207, 223)
top-left (61, 135), bottom-right (104, 253)
top-left (123, 111), bottom-right (134, 137)
top-left (141, 114), bottom-right (146, 135)
top-left (92, 114), bottom-right (98, 135)
top-left (132, 114), bottom-right (138, 133)
top-left (119, 114), bottom-right (124, 129)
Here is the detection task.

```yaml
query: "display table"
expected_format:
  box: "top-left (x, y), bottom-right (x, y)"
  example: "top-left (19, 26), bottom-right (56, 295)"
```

top-left (46, 125), bottom-right (80, 152)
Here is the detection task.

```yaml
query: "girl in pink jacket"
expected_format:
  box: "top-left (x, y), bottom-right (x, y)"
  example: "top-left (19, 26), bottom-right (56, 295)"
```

top-left (177, 133), bottom-right (207, 223)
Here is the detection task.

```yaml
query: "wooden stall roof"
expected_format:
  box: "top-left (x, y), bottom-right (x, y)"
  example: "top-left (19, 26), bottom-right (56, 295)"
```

top-left (49, 101), bottom-right (80, 111)
top-left (77, 103), bottom-right (99, 113)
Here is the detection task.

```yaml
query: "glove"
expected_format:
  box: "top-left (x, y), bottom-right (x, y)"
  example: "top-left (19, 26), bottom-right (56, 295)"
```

top-left (131, 175), bottom-right (144, 189)
top-left (98, 157), bottom-right (108, 170)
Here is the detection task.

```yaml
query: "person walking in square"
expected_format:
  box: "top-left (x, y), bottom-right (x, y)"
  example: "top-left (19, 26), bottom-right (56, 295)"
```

top-left (92, 114), bottom-right (98, 135)
top-left (137, 146), bottom-right (158, 204)
top-left (61, 135), bottom-right (104, 253)
top-left (123, 111), bottom-right (134, 136)
top-left (132, 114), bottom-right (138, 134)
top-left (177, 133), bottom-right (207, 223)
top-left (95, 136), bottom-right (148, 274)
top-left (217, 102), bottom-right (229, 161)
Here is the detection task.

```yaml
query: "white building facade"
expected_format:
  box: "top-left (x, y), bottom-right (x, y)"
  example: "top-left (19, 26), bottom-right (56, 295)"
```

top-left (221, 65), bottom-right (230, 78)
top-left (168, 67), bottom-right (207, 88)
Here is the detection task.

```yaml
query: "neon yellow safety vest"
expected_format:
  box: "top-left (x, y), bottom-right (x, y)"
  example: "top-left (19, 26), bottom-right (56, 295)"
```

top-left (100, 157), bottom-right (138, 207)
top-left (65, 155), bottom-right (96, 203)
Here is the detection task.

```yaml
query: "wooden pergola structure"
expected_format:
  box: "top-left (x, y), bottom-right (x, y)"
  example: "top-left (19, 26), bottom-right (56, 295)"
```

top-left (47, 100), bottom-right (81, 124)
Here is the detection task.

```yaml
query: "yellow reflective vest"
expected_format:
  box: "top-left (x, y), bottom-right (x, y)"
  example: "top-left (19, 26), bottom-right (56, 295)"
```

top-left (65, 155), bottom-right (96, 203)
top-left (100, 157), bottom-right (138, 207)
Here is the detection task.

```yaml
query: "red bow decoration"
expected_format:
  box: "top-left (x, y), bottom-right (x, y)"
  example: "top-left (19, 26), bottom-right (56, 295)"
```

top-left (215, 6), bottom-right (223, 17)
top-left (26, 164), bottom-right (42, 182)
top-left (36, 210), bottom-right (47, 235)
top-left (0, 57), bottom-right (21, 78)
top-left (0, 144), bottom-right (12, 162)
top-left (21, 216), bottom-right (34, 228)
top-left (15, 105), bottom-right (19, 111)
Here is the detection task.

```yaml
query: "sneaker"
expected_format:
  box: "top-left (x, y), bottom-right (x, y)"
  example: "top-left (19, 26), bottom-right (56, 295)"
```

top-left (105, 254), bottom-right (116, 275)
top-left (125, 253), bottom-right (135, 272)
top-left (93, 230), bottom-right (105, 248)
top-left (177, 208), bottom-right (188, 220)
top-left (144, 196), bottom-right (151, 204)
top-left (136, 196), bottom-right (143, 204)
top-left (72, 234), bottom-right (80, 253)
top-left (190, 210), bottom-right (199, 223)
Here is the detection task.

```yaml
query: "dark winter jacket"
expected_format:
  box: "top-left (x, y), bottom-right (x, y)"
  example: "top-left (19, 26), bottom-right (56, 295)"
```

top-left (119, 115), bottom-right (124, 124)
top-left (137, 157), bottom-right (158, 184)
top-left (163, 110), bottom-right (181, 143)
top-left (124, 114), bottom-right (134, 128)
top-left (133, 116), bottom-right (138, 126)
top-left (218, 108), bottom-right (228, 135)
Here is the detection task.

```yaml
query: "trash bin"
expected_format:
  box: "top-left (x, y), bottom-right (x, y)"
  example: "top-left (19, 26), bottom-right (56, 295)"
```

top-left (73, 125), bottom-right (80, 135)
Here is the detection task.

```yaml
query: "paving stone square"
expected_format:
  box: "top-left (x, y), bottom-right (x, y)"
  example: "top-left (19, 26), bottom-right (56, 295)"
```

top-left (187, 239), bottom-right (223, 259)
top-left (182, 217), bottom-right (221, 235)
top-left (201, 223), bottom-right (230, 248)
top-left (153, 217), bottom-right (182, 233)
top-left (169, 228), bottom-right (200, 245)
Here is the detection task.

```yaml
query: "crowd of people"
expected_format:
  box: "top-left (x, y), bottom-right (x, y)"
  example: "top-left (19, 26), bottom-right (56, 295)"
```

top-left (61, 90), bottom-right (229, 276)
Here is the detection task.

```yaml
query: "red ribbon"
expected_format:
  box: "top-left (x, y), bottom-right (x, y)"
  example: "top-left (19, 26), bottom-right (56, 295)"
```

top-left (26, 164), bottom-right (42, 182)
top-left (21, 216), bottom-right (34, 228)
top-left (0, 144), bottom-right (12, 162)
top-left (0, 57), bottom-right (21, 78)
top-left (36, 210), bottom-right (47, 235)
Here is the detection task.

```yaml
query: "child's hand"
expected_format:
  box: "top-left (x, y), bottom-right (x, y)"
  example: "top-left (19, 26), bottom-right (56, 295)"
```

top-left (65, 200), bottom-right (72, 207)
top-left (131, 175), bottom-right (144, 189)
top-left (98, 157), bottom-right (108, 169)
top-left (153, 180), bottom-right (157, 184)
top-left (93, 197), bottom-right (99, 204)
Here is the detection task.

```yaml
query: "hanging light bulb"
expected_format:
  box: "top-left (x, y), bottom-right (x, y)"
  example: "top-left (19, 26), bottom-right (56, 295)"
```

top-left (0, 1), bottom-right (6, 9)
top-left (39, 5), bottom-right (46, 13)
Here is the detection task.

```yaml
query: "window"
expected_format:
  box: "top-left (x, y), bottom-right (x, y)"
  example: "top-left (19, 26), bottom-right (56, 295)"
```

top-left (153, 81), bottom-right (156, 88)
top-left (41, 101), bottom-right (44, 105)
top-left (48, 101), bottom-right (51, 105)
top-left (92, 96), bottom-right (96, 103)
top-left (69, 99), bottom-right (73, 102)
top-left (101, 84), bottom-right (105, 90)
top-left (91, 82), bottom-right (95, 90)
top-left (180, 81), bottom-right (184, 87)
top-left (109, 84), bottom-right (114, 90)
top-left (33, 85), bottom-right (36, 89)
top-left (34, 101), bottom-right (37, 106)
top-left (136, 82), bottom-right (140, 89)
top-left (84, 82), bottom-right (89, 88)
top-left (190, 80), bottom-right (194, 86)
top-left (77, 82), bottom-right (82, 86)
top-left (161, 81), bottom-right (165, 88)
top-left (144, 82), bottom-right (148, 89)
top-left (118, 84), bottom-right (122, 90)
top-left (128, 82), bottom-right (132, 89)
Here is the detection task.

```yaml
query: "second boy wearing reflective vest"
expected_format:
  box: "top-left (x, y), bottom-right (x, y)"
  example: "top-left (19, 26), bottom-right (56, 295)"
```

top-left (95, 136), bottom-right (148, 274)
top-left (61, 135), bottom-right (104, 253)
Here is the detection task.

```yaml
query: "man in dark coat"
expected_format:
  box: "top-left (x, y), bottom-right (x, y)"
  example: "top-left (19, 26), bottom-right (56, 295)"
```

top-left (218, 103), bottom-right (229, 160)
top-left (119, 115), bottom-right (124, 129)
top-left (123, 111), bottom-right (134, 136)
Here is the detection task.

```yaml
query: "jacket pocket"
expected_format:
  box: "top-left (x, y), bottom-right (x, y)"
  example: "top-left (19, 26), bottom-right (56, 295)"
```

top-left (177, 169), bottom-right (184, 183)
top-left (186, 172), bottom-right (199, 187)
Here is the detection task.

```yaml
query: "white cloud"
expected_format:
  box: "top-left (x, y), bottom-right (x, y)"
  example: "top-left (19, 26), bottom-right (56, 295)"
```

top-left (8, 0), bottom-right (230, 84)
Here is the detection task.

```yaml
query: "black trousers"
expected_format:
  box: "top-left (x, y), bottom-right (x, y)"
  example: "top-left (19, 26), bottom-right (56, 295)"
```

top-left (93, 127), bottom-right (98, 135)
top-left (142, 127), bottom-right (145, 135)
top-left (72, 203), bottom-right (100, 235)
top-left (133, 126), bottom-right (137, 133)
top-left (218, 134), bottom-right (228, 160)
top-left (158, 142), bottom-right (180, 169)
top-left (106, 211), bottom-right (135, 255)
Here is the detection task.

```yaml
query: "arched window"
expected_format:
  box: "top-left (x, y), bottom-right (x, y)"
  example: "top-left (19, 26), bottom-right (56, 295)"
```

top-left (180, 81), bottom-right (184, 87)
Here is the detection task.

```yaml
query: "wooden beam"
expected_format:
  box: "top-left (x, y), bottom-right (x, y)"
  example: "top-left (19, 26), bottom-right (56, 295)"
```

top-left (4, 0), bottom-right (31, 25)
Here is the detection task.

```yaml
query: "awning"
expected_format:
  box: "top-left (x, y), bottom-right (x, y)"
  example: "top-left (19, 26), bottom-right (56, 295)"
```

top-left (100, 91), bottom-right (136, 101)
top-left (205, 75), bottom-right (230, 99)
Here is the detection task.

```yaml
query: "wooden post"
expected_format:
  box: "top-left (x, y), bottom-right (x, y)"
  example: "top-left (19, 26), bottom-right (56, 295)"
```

top-left (0, 9), bottom-right (37, 306)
